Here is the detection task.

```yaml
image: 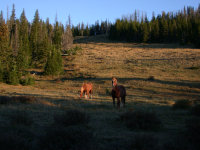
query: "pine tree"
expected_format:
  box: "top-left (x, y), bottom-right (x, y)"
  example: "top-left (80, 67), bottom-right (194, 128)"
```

top-left (83, 24), bottom-right (90, 36)
top-left (46, 18), bottom-right (53, 43)
top-left (17, 9), bottom-right (31, 71)
top-left (52, 21), bottom-right (62, 50)
top-left (30, 10), bottom-right (41, 65)
top-left (6, 60), bottom-right (19, 85)
top-left (159, 12), bottom-right (169, 42)
top-left (9, 4), bottom-right (19, 57)
top-left (44, 46), bottom-right (63, 75)
top-left (142, 22), bottom-right (149, 42)
top-left (0, 11), bottom-right (10, 71)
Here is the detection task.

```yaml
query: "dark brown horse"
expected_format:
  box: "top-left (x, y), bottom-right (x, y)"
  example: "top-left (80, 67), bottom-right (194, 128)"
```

top-left (111, 77), bottom-right (126, 108)
top-left (80, 83), bottom-right (93, 99)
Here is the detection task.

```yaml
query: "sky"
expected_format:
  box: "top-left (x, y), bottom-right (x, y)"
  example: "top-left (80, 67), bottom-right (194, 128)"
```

top-left (0, 0), bottom-right (199, 26)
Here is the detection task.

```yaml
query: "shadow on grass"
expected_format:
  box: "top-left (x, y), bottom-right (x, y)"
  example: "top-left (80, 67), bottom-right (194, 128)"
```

top-left (74, 35), bottom-right (196, 49)
top-left (61, 77), bottom-right (200, 89)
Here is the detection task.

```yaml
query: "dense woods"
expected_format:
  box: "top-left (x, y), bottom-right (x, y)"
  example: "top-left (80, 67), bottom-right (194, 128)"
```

top-left (109, 5), bottom-right (200, 47)
top-left (71, 20), bottom-right (111, 36)
top-left (0, 5), bottom-right (73, 85)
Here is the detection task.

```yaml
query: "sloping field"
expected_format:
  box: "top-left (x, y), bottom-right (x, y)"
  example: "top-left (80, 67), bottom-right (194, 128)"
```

top-left (0, 37), bottom-right (200, 149)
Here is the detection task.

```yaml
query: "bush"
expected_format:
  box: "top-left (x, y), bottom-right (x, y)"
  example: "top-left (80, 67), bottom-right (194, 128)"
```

top-left (20, 77), bottom-right (35, 85)
top-left (120, 110), bottom-right (162, 130)
top-left (53, 109), bottom-right (89, 127)
top-left (162, 135), bottom-right (191, 150)
top-left (0, 62), bottom-right (3, 82)
top-left (190, 104), bottom-right (200, 116)
top-left (0, 96), bottom-right (11, 105)
top-left (129, 134), bottom-right (159, 150)
top-left (39, 125), bottom-right (93, 150)
top-left (5, 69), bottom-right (19, 85)
top-left (64, 46), bottom-right (82, 55)
top-left (9, 111), bottom-right (33, 126)
top-left (0, 126), bottom-right (34, 150)
top-left (147, 76), bottom-right (155, 81)
top-left (12, 96), bottom-right (36, 104)
top-left (44, 48), bottom-right (63, 76)
top-left (105, 88), bottom-right (111, 96)
top-left (172, 100), bottom-right (193, 110)
top-left (185, 117), bottom-right (200, 149)
top-left (0, 96), bottom-right (36, 105)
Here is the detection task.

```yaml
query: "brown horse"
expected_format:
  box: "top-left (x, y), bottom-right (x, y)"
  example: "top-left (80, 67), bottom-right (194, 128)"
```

top-left (80, 83), bottom-right (93, 99)
top-left (111, 77), bottom-right (126, 108)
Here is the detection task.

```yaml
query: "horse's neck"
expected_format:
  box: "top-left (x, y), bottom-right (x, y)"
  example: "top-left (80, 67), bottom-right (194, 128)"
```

top-left (113, 85), bottom-right (119, 91)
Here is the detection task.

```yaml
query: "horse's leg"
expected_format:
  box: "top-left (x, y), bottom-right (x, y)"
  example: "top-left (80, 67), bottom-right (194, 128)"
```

top-left (112, 97), bottom-right (115, 107)
top-left (86, 90), bottom-right (90, 99)
top-left (89, 90), bottom-right (92, 99)
top-left (117, 97), bottom-right (120, 108)
top-left (121, 96), bottom-right (125, 107)
top-left (84, 91), bottom-right (87, 99)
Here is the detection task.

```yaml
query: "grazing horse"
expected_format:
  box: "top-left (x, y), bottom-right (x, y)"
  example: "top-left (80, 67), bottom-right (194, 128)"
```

top-left (111, 77), bottom-right (126, 108)
top-left (80, 83), bottom-right (93, 99)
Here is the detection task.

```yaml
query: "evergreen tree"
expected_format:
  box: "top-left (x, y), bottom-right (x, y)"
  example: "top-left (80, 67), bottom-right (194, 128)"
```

top-left (46, 18), bottom-right (53, 43)
top-left (6, 60), bottom-right (19, 85)
top-left (9, 4), bottom-right (19, 57)
top-left (0, 11), bottom-right (10, 71)
top-left (44, 46), bottom-right (63, 75)
top-left (30, 10), bottom-right (41, 65)
top-left (0, 61), bottom-right (3, 82)
top-left (17, 9), bottom-right (31, 71)
top-left (83, 24), bottom-right (90, 36)
top-left (38, 21), bottom-right (51, 64)
top-left (52, 21), bottom-right (62, 50)
top-left (159, 12), bottom-right (169, 42)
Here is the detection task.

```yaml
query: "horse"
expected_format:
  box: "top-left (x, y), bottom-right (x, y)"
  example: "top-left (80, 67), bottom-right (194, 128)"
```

top-left (111, 77), bottom-right (126, 108)
top-left (80, 83), bottom-right (93, 99)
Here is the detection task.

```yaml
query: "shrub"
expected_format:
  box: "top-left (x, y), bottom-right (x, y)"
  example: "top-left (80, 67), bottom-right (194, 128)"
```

top-left (53, 109), bottom-right (89, 127)
top-left (172, 100), bottom-right (193, 110)
top-left (0, 62), bottom-right (3, 82)
top-left (20, 77), bottom-right (35, 85)
top-left (190, 104), bottom-right (200, 116)
top-left (185, 117), bottom-right (200, 149)
top-left (105, 88), bottom-right (111, 96)
top-left (147, 76), bottom-right (155, 81)
top-left (0, 126), bottom-right (34, 150)
top-left (64, 46), bottom-right (82, 55)
top-left (0, 96), bottom-right (11, 104)
top-left (129, 134), bottom-right (159, 150)
top-left (9, 111), bottom-right (33, 126)
top-left (39, 125), bottom-right (93, 150)
top-left (120, 110), bottom-right (162, 130)
top-left (12, 96), bottom-right (36, 104)
top-left (44, 48), bottom-right (63, 76)
top-left (0, 96), bottom-right (36, 105)
top-left (5, 69), bottom-right (19, 85)
top-left (162, 135), bottom-right (190, 150)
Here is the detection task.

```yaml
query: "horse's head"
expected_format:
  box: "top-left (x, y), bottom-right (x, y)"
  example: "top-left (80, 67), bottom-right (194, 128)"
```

top-left (112, 77), bottom-right (117, 87)
top-left (80, 86), bottom-right (84, 98)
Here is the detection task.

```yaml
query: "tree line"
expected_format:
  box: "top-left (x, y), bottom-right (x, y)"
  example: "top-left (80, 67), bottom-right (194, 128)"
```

top-left (0, 5), bottom-right (73, 85)
top-left (109, 5), bottom-right (200, 47)
top-left (72, 20), bottom-right (111, 36)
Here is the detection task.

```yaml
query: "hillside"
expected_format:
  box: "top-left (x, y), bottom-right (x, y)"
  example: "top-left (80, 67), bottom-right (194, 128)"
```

top-left (0, 37), bottom-right (200, 149)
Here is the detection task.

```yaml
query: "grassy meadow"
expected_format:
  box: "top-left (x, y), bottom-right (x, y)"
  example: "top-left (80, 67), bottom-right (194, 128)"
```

top-left (0, 35), bottom-right (200, 149)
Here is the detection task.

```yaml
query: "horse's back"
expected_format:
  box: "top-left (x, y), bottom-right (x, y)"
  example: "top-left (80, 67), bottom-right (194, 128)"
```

top-left (82, 83), bottom-right (93, 91)
top-left (118, 85), bottom-right (126, 97)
